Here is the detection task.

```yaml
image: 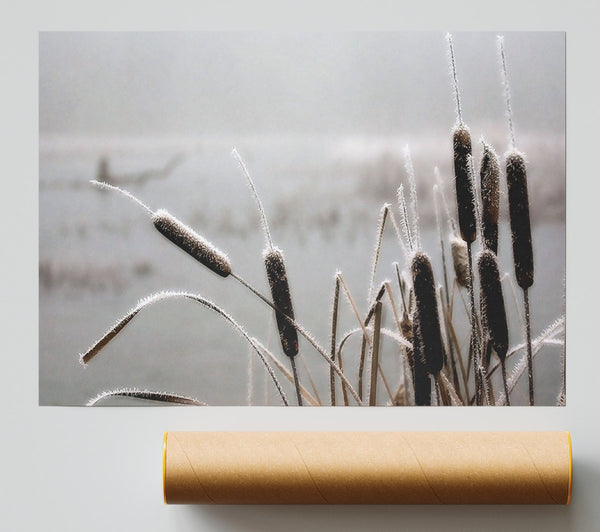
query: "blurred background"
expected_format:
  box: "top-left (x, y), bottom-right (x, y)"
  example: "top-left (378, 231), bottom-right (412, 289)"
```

top-left (39, 32), bottom-right (565, 406)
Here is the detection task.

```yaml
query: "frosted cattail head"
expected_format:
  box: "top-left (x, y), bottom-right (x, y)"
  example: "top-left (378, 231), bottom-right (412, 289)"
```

top-left (480, 142), bottom-right (500, 254)
top-left (152, 210), bottom-right (231, 278)
top-left (478, 250), bottom-right (509, 362)
top-left (505, 150), bottom-right (534, 289)
top-left (450, 234), bottom-right (469, 287)
top-left (264, 248), bottom-right (298, 358)
top-left (410, 252), bottom-right (444, 375)
top-left (411, 312), bottom-right (431, 406)
top-left (453, 124), bottom-right (476, 243)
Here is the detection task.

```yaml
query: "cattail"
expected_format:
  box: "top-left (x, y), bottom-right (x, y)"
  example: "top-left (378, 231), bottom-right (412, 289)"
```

top-left (478, 250), bottom-right (508, 362)
top-left (450, 234), bottom-right (469, 287)
top-left (505, 150), bottom-right (534, 289)
top-left (90, 181), bottom-right (233, 278)
top-left (453, 124), bottom-right (476, 243)
top-left (233, 149), bottom-right (302, 405)
top-left (411, 312), bottom-right (430, 406)
top-left (480, 142), bottom-right (500, 254)
top-left (411, 252), bottom-right (444, 376)
top-left (478, 250), bottom-right (510, 405)
top-left (498, 36), bottom-right (535, 406)
top-left (264, 248), bottom-right (298, 359)
top-left (153, 210), bottom-right (231, 278)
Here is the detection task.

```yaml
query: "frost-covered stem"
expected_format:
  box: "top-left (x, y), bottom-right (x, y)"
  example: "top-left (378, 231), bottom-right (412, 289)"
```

top-left (247, 344), bottom-right (254, 406)
top-left (386, 208), bottom-right (410, 262)
top-left (368, 204), bottom-right (389, 303)
top-left (467, 244), bottom-right (484, 405)
top-left (329, 275), bottom-right (340, 406)
top-left (404, 146), bottom-right (421, 250)
top-left (368, 301), bottom-right (383, 406)
top-left (434, 377), bottom-right (441, 406)
top-left (434, 185), bottom-right (450, 309)
top-left (90, 180), bottom-right (154, 215)
top-left (434, 167), bottom-right (458, 235)
top-left (501, 359), bottom-right (510, 406)
top-left (232, 148), bottom-right (274, 250)
top-left (468, 154), bottom-right (482, 236)
top-left (290, 356), bottom-right (302, 406)
top-left (497, 36), bottom-right (516, 149)
top-left (231, 272), bottom-right (364, 405)
top-left (524, 288), bottom-right (534, 406)
top-left (446, 33), bottom-right (463, 125)
top-left (397, 184), bottom-right (413, 251)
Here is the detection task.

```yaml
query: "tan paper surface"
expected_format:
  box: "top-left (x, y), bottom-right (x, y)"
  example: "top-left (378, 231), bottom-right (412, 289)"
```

top-left (163, 431), bottom-right (572, 505)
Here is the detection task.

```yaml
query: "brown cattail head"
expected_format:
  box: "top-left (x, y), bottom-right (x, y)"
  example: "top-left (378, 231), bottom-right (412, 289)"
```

top-left (505, 150), bottom-right (534, 289)
top-left (264, 248), bottom-right (298, 358)
top-left (453, 124), bottom-right (476, 243)
top-left (450, 234), bottom-right (469, 287)
top-left (478, 250), bottom-right (509, 362)
top-left (480, 142), bottom-right (500, 254)
top-left (152, 210), bottom-right (231, 277)
top-left (410, 252), bottom-right (444, 375)
top-left (411, 311), bottom-right (431, 406)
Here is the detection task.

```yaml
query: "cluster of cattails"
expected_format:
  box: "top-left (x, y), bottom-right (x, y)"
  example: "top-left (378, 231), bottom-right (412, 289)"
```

top-left (76, 33), bottom-right (561, 408)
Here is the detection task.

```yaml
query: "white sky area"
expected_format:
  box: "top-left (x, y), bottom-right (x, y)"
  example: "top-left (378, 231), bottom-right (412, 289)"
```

top-left (39, 32), bottom-right (564, 138)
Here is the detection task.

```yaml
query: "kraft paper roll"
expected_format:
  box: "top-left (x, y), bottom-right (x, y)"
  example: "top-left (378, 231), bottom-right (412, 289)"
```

top-left (163, 431), bottom-right (572, 505)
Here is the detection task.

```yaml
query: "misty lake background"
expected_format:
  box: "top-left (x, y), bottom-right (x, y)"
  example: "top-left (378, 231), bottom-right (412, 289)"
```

top-left (39, 32), bottom-right (565, 406)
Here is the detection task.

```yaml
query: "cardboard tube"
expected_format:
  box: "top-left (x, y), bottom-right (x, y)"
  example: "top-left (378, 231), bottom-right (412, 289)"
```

top-left (163, 431), bottom-right (572, 505)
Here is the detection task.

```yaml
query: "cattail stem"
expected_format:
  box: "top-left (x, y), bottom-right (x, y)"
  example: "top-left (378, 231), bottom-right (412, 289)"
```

top-left (368, 205), bottom-right (389, 303)
top-left (404, 146), bottom-right (421, 250)
top-left (397, 185), bottom-right (414, 251)
top-left (289, 356), bottom-right (302, 406)
top-left (467, 244), bottom-right (483, 405)
top-left (358, 286), bottom-right (386, 401)
top-left (434, 377), bottom-right (441, 406)
top-left (329, 276), bottom-right (340, 406)
top-left (446, 33), bottom-right (463, 125)
top-left (434, 185), bottom-right (451, 309)
top-left (90, 180), bottom-right (154, 215)
top-left (368, 301), bottom-right (383, 406)
top-left (338, 346), bottom-right (349, 406)
top-left (247, 343), bottom-right (254, 406)
top-left (524, 288), bottom-right (534, 406)
top-left (298, 354), bottom-right (322, 405)
top-left (501, 359), bottom-right (510, 406)
top-left (232, 148), bottom-right (274, 250)
top-left (497, 36), bottom-right (516, 149)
